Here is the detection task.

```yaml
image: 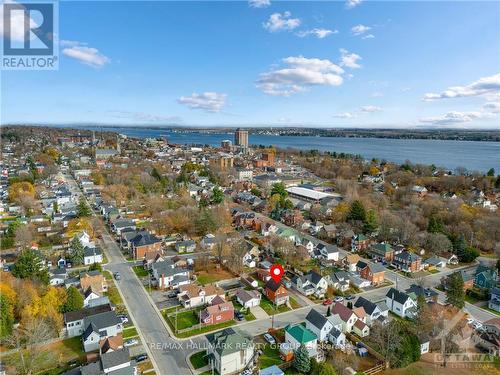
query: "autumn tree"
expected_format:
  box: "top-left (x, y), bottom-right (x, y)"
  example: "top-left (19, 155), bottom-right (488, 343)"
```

top-left (14, 224), bottom-right (34, 249)
top-left (0, 293), bottom-right (15, 337)
top-left (8, 181), bottom-right (35, 203)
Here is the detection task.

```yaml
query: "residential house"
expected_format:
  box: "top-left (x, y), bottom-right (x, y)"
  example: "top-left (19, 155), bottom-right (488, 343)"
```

top-left (142, 251), bottom-right (164, 269)
top-left (128, 231), bottom-right (162, 260)
top-left (99, 334), bottom-right (123, 354)
top-left (110, 218), bottom-right (136, 235)
top-left (264, 279), bottom-right (289, 306)
top-left (329, 271), bottom-right (350, 292)
top-left (356, 261), bottom-right (385, 285)
top-left (331, 303), bottom-right (358, 333)
top-left (305, 308), bottom-right (333, 342)
top-left (441, 269), bottom-right (474, 291)
top-left (385, 288), bottom-right (417, 319)
top-left (200, 297), bottom-right (234, 326)
top-left (354, 297), bottom-right (388, 326)
top-left (82, 311), bottom-right (123, 352)
top-left (64, 304), bottom-right (113, 338)
top-left (151, 260), bottom-right (190, 289)
top-left (488, 287), bottom-right (500, 312)
top-left (205, 328), bottom-right (254, 375)
top-left (80, 271), bottom-right (108, 294)
top-left (49, 268), bottom-right (67, 286)
top-left (83, 246), bottom-right (103, 265)
top-left (424, 255), bottom-right (446, 270)
top-left (178, 284), bottom-right (225, 308)
top-left (441, 252), bottom-right (459, 265)
top-left (284, 324), bottom-right (319, 358)
top-left (76, 347), bottom-right (135, 374)
top-left (392, 251), bottom-right (422, 273)
top-left (317, 243), bottom-right (339, 262)
top-left (406, 284), bottom-right (439, 303)
top-left (353, 319), bottom-right (370, 337)
top-left (291, 271), bottom-right (328, 298)
top-left (351, 234), bottom-right (370, 252)
top-left (367, 243), bottom-right (394, 262)
top-left (341, 254), bottom-right (361, 272)
top-left (412, 185), bottom-right (428, 198)
top-left (318, 224), bottom-right (337, 240)
top-left (475, 264), bottom-right (498, 290)
top-left (235, 289), bottom-right (261, 308)
top-left (261, 222), bottom-right (278, 237)
top-left (175, 239), bottom-right (196, 253)
top-left (83, 287), bottom-right (101, 308)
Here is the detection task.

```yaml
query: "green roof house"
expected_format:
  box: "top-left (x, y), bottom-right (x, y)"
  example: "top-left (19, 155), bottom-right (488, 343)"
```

top-left (284, 324), bottom-right (318, 358)
top-left (205, 328), bottom-right (254, 375)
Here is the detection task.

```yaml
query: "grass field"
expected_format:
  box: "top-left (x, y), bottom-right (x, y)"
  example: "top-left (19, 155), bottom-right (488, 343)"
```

top-left (105, 286), bottom-right (123, 305)
top-left (195, 264), bottom-right (234, 285)
top-left (132, 265), bottom-right (149, 278)
top-left (260, 296), bottom-right (291, 315)
top-left (163, 310), bottom-right (236, 338)
top-left (168, 310), bottom-right (200, 330)
top-left (189, 351), bottom-right (209, 369)
top-left (123, 327), bottom-right (138, 339)
top-left (258, 343), bottom-right (283, 368)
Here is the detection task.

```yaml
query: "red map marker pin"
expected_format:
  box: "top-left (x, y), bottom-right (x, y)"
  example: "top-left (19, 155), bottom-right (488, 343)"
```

top-left (270, 264), bottom-right (284, 284)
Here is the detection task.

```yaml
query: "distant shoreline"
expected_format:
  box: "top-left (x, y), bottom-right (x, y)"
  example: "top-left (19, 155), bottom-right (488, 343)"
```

top-left (5, 123), bottom-right (500, 142)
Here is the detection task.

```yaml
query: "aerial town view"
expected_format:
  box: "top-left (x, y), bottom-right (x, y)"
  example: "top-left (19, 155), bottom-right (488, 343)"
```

top-left (1, 1), bottom-right (499, 375)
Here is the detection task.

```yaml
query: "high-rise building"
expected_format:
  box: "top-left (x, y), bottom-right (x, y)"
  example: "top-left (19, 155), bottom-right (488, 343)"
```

top-left (221, 139), bottom-right (232, 150)
top-left (234, 128), bottom-right (249, 149)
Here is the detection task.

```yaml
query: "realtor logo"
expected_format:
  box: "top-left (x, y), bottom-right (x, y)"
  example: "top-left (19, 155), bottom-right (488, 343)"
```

top-left (1, 1), bottom-right (59, 70)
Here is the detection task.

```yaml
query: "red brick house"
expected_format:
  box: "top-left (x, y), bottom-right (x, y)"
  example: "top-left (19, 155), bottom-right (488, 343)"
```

top-left (200, 296), bottom-right (234, 325)
top-left (128, 231), bottom-right (163, 260)
top-left (357, 261), bottom-right (385, 285)
top-left (264, 279), bottom-right (289, 306)
top-left (256, 269), bottom-right (271, 282)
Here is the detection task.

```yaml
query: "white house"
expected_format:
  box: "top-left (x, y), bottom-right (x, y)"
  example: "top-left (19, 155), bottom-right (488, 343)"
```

top-left (385, 288), bottom-right (417, 318)
top-left (206, 328), bottom-right (254, 375)
top-left (291, 271), bottom-right (328, 298)
top-left (331, 303), bottom-right (358, 333)
top-left (235, 289), bottom-right (261, 308)
top-left (151, 260), bottom-right (190, 289)
top-left (305, 309), bottom-right (334, 342)
top-left (354, 296), bottom-right (389, 326)
top-left (285, 324), bottom-right (319, 358)
top-left (317, 243), bottom-right (339, 262)
top-left (83, 247), bottom-right (103, 265)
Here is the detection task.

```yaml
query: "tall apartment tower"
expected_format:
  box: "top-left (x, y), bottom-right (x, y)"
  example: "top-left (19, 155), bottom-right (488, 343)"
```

top-left (234, 128), bottom-right (249, 149)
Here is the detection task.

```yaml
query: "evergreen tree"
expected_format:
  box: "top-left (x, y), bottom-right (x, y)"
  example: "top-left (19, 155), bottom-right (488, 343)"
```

top-left (363, 209), bottom-right (378, 233)
top-left (326, 306), bottom-right (331, 316)
top-left (347, 301), bottom-right (353, 309)
top-left (11, 250), bottom-right (49, 284)
top-left (211, 187), bottom-right (224, 205)
top-left (0, 294), bottom-right (15, 338)
top-left (311, 362), bottom-right (338, 375)
top-left (76, 197), bottom-right (91, 217)
top-left (61, 286), bottom-right (84, 313)
top-left (427, 216), bottom-right (444, 234)
top-left (195, 209), bottom-right (217, 235)
top-left (348, 200), bottom-right (366, 222)
top-left (495, 175), bottom-right (500, 188)
top-left (293, 344), bottom-right (311, 374)
top-left (446, 272), bottom-right (465, 308)
top-left (487, 168), bottom-right (495, 177)
top-left (69, 237), bottom-right (85, 265)
top-left (271, 182), bottom-right (288, 199)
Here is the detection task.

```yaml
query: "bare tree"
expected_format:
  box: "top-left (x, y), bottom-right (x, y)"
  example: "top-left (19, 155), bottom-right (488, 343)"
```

top-left (15, 225), bottom-right (34, 250)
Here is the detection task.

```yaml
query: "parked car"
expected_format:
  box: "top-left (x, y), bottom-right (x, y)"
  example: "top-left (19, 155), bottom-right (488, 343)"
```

top-left (167, 291), bottom-right (177, 298)
top-left (124, 338), bottom-right (139, 347)
top-left (117, 315), bottom-right (129, 324)
top-left (136, 354), bottom-right (148, 362)
top-left (346, 295), bottom-right (355, 300)
top-left (322, 299), bottom-right (333, 306)
top-left (263, 333), bottom-right (276, 345)
top-left (235, 311), bottom-right (244, 321)
top-left (68, 360), bottom-right (78, 368)
top-left (114, 272), bottom-right (121, 280)
top-left (334, 296), bottom-right (344, 303)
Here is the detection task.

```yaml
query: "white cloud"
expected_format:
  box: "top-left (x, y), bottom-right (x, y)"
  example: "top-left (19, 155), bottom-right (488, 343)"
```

top-left (0, 1), bottom-right (38, 42)
top-left (339, 48), bottom-right (362, 69)
top-left (62, 45), bottom-right (110, 68)
top-left (334, 112), bottom-right (355, 119)
top-left (483, 102), bottom-right (500, 113)
top-left (346, 0), bottom-right (362, 9)
top-left (60, 40), bottom-right (87, 47)
top-left (108, 111), bottom-right (182, 123)
top-left (178, 92), bottom-right (227, 113)
top-left (423, 73), bottom-right (500, 101)
top-left (351, 24), bottom-right (371, 35)
top-left (263, 12), bottom-right (301, 32)
top-left (296, 28), bottom-right (338, 39)
top-left (371, 92), bottom-right (384, 98)
top-left (249, 0), bottom-right (271, 8)
top-left (362, 34), bottom-right (375, 40)
top-left (361, 105), bottom-right (382, 113)
top-left (257, 56), bottom-right (344, 96)
top-left (419, 111), bottom-right (493, 126)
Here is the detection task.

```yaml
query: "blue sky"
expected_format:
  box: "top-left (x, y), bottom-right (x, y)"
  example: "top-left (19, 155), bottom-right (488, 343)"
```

top-left (2, 0), bottom-right (500, 128)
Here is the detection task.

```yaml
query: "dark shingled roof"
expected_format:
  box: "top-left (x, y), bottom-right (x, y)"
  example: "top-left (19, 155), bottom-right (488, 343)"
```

top-left (64, 304), bottom-right (112, 323)
top-left (386, 287), bottom-right (411, 305)
top-left (305, 308), bottom-right (329, 330)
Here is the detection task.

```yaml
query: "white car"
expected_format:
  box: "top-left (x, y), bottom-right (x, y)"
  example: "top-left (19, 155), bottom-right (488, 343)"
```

top-left (124, 338), bottom-right (139, 347)
top-left (334, 296), bottom-right (344, 303)
top-left (118, 315), bottom-right (129, 324)
top-left (263, 333), bottom-right (276, 345)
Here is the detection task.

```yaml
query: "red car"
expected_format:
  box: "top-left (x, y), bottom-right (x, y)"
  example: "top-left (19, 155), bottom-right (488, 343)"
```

top-left (322, 299), bottom-right (333, 306)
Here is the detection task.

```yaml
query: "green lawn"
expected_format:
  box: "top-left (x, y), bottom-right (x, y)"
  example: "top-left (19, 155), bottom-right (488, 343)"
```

top-left (429, 269), bottom-right (440, 274)
top-left (258, 343), bottom-right (283, 368)
top-left (232, 300), bottom-right (257, 321)
top-left (260, 296), bottom-right (291, 315)
top-left (105, 287), bottom-right (123, 305)
top-left (189, 351), bottom-right (209, 369)
top-left (123, 327), bottom-right (138, 339)
top-left (289, 297), bottom-right (301, 309)
top-left (168, 310), bottom-right (200, 330)
top-left (132, 265), bottom-right (149, 278)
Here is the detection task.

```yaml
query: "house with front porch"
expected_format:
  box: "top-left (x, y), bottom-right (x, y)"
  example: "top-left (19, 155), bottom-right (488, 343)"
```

top-left (385, 288), bottom-right (417, 319)
top-left (284, 324), bottom-right (319, 359)
top-left (291, 271), bottom-right (328, 298)
top-left (264, 279), bottom-right (289, 306)
top-left (177, 284), bottom-right (225, 308)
